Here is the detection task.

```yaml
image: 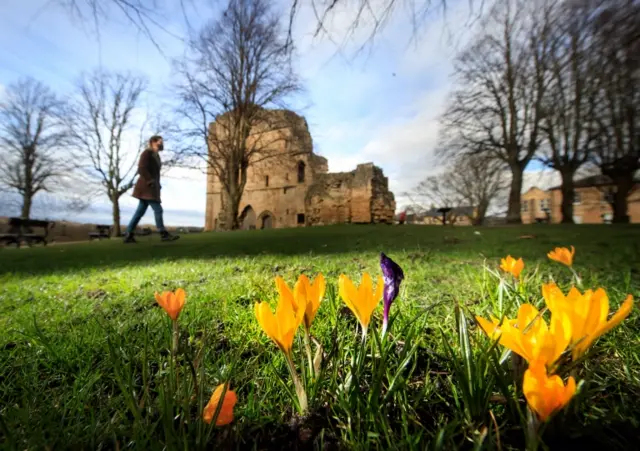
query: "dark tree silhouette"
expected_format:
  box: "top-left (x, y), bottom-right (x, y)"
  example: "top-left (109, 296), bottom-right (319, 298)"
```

top-left (174, 0), bottom-right (300, 230)
top-left (439, 0), bottom-right (555, 224)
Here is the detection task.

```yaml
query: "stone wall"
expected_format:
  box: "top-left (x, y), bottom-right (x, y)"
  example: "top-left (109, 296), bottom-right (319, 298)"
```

top-left (305, 164), bottom-right (395, 226)
top-left (370, 165), bottom-right (396, 223)
top-left (305, 172), bottom-right (354, 226)
top-left (205, 109), bottom-right (396, 230)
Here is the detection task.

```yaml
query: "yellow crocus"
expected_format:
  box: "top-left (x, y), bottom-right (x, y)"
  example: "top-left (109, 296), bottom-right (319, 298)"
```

top-left (339, 273), bottom-right (384, 335)
top-left (296, 274), bottom-right (326, 330)
top-left (277, 274), bottom-right (326, 331)
top-left (255, 294), bottom-right (306, 355)
top-left (547, 246), bottom-right (575, 267)
top-left (542, 282), bottom-right (634, 359)
top-left (523, 361), bottom-right (576, 422)
top-left (500, 255), bottom-right (524, 278)
top-left (476, 304), bottom-right (571, 368)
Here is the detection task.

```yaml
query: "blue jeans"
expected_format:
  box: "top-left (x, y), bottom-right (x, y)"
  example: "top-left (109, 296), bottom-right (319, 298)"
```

top-left (126, 200), bottom-right (166, 234)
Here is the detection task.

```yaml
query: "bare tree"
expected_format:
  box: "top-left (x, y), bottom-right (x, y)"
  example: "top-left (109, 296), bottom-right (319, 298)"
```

top-left (56, 0), bottom-right (469, 53)
top-left (407, 153), bottom-right (506, 225)
top-left (589, 0), bottom-right (640, 223)
top-left (174, 0), bottom-right (300, 230)
top-left (538, 0), bottom-right (604, 223)
top-left (67, 70), bottom-right (150, 236)
top-left (0, 78), bottom-right (73, 219)
top-left (440, 0), bottom-right (555, 224)
top-left (54, 0), bottom-right (183, 53)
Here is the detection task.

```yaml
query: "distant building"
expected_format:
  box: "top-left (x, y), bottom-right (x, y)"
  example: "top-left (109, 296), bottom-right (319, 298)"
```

top-left (423, 206), bottom-right (477, 225)
top-left (522, 175), bottom-right (640, 224)
top-left (204, 109), bottom-right (395, 230)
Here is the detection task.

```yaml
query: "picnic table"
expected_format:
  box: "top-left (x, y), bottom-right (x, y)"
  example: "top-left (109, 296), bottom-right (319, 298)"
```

top-left (88, 224), bottom-right (112, 240)
top-left (0, 217), bottom-right (54, 248)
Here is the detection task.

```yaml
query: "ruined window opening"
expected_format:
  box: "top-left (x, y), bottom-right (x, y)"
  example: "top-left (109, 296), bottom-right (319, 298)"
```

top-left (297, 161), bottom-right (306, 183)
top-left (297, 213), bottom-right (305, 224)
top-left (283, 187), bottom-right (288, 194)
top-left (285, 173), bottom-right (289, 181)
top-left (265, 175), bottom-right (269, 187)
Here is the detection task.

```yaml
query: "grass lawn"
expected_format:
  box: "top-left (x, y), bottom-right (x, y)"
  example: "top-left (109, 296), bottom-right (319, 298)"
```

top-left (1, 224), bottom-right (639, 450)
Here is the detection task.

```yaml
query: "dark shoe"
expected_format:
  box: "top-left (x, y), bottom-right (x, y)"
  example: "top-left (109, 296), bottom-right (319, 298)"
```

top-left (161, 231), bottom-right (180, 242)
top-left (123, 233), bottom-right (137, 244)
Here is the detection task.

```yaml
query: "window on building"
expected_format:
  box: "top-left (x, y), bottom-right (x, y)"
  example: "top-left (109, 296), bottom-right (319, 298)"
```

top-left (602, 190), bottom-right (615, 204)
top-left (540, 198), bottom-right (549, 211)
top-left (265, 175), bottom-right (269, 187)
top-left (297, 213), bottom-right (305, 224)
top-left (522, 202), bottom-right (529, 213)
top-left (573, 192), bottom-right (581, 205)
top-left (297, 161), bottom-right (306, 183)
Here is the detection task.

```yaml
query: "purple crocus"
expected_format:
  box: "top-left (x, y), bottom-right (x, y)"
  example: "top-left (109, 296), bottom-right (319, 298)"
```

top-left (380, 252), bottom-right (404, 336)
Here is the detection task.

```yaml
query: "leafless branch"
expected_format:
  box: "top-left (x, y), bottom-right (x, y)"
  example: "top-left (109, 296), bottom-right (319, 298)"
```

top-left (65, 69), bottom-right (150, 235)
top-left (0, 77), bottom-right (77, 219)
top-left (173, 0), bottom-right (301, 230)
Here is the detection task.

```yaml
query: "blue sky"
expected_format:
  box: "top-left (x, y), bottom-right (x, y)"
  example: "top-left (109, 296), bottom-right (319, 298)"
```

top-left (0, 0), bottom-right (556, 226)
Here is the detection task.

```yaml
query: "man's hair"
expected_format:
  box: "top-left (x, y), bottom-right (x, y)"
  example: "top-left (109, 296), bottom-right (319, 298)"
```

top-left (149, 135), bottom-right (163, 146)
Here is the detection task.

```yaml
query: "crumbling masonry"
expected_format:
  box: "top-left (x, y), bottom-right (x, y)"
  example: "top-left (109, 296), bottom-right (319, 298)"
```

top-left (204, 109), bottom-right (395, 230)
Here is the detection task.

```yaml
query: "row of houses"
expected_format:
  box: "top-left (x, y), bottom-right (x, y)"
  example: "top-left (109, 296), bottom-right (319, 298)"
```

top-left (398, 175), bottom-right (640, 225)
top-left (522, 175), bottom-right (640, 224)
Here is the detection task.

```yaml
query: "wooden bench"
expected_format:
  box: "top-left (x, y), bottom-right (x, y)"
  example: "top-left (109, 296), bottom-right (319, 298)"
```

top-left (0, 217), bottom-right (54, 248)
top-left (88, 224), bottom-right (112, 240)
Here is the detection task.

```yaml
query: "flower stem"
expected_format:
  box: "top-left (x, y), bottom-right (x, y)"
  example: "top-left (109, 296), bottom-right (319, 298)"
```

top-left (172, 319), bottom-right (179, 393)
top-left (172, 320), bottom-right (179, 357)
top-left (570, 267), bottom-right (582, 288)
top-left (285, 353), bottom-right (308, 414)
top-left (525, 408), bottom-right (541, 451)
top-left (303, 328), bottom-right (315, 380)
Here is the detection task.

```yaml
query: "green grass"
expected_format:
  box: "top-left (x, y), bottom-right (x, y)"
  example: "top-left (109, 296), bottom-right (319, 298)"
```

top-left (1, 224), bottom-right (639, 450)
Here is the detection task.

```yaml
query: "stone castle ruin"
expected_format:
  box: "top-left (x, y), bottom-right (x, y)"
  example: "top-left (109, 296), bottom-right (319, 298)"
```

top-left (204, 109), bottom-right (395, 230)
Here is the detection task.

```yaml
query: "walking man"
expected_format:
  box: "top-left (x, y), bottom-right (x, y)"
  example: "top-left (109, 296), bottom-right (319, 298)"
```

top-left (123, 135), bottom-right (179, 243)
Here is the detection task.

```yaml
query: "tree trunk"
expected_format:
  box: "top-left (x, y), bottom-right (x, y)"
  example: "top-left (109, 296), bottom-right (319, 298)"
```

top-left (506, 165), bottom-right (523, 224)
top-left (220, 187), bottom-right (242, 230)
top-left (21, 192), bottom-right (33, 219)
top-left (219, 157), bottom-right (248, 231)
top-left (611, 174), bottom-right (633, 224)
top-left (112, 196), bottom-right (122, 237)
top-left (559, 170), bottom-right (575, 224)
top-left (474, 201), bottom-right (489, 226)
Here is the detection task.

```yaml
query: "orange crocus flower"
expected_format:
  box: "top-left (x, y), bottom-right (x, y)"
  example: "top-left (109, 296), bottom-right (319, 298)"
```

top-left (500, 255), bottom-right (524, 278)
top-left (523, 361), bottom-right (576, 422)
top-left (154, 288), bottom-right (186, 321)
top-left (547, 246), bottom-right (575, 267)
top-left (203, 384), bottom-right (237, 426)
top-left (542, 282), bottom-right (634, 359)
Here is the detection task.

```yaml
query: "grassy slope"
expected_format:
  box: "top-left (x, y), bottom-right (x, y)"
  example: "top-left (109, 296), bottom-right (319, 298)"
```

top-left (1, 224), bottom-right (639, 449)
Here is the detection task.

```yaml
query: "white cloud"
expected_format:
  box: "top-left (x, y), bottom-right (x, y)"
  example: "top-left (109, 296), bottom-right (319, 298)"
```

top-left (522, 169), bottom-right (562, 192)
top-left (1, 0), bottom-right (483, 222)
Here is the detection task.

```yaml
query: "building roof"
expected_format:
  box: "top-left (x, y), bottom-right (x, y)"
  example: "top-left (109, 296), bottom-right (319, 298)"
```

top-left (549, 174), bottom-right (640, 190)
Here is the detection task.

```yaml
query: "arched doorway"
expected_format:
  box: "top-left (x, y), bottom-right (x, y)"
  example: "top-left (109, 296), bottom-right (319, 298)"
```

top-left (239, 205), bottom-right (256, 230)
top-left (258, 211), bottom-right (274, 229)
